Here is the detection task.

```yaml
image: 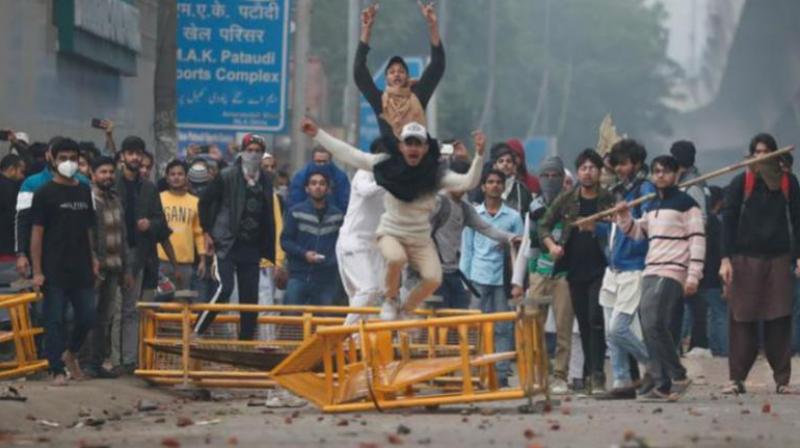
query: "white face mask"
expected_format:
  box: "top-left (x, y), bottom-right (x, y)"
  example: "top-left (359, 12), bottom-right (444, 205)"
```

top-left (241, 152), bottom-right (261, 175)
top-left (57, 160), bottom-right (79, 178)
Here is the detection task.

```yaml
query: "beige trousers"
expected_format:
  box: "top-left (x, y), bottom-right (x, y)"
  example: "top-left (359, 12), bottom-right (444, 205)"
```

top-left (377, 234), bottom-right (442, 311)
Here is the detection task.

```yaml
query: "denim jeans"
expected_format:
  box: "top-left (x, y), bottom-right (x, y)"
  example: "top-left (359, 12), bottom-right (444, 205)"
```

top-left (434, 271), bottom-right (470, 309)
top-left (603, 307), bottom-right (649, 386)
top-left (44, 285), bottom-right (96, 374)
top-left (474, 283), bottom-right (513, 380)
top-left (700, 288), bottom-right (728, 356)
top-left (284, 271), bottom-right (340, 306)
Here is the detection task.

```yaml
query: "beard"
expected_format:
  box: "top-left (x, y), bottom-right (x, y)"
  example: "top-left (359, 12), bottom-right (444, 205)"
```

top-left (124, 160), bottom-right (141, 172)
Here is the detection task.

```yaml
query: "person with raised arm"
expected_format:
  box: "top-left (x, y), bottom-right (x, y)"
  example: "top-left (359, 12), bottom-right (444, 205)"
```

top-left (301, 117), bottom-right (485, 320)
top-left (355, 1), bottom-right (444, 137)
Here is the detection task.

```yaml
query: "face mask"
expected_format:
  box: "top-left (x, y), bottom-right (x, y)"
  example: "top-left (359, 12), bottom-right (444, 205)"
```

top-left (241, 152), bottom-right (261, 174)
top-left (540, 176), bottom-right (564, 203)
top-left (57, 161), bottom-right (79, 178)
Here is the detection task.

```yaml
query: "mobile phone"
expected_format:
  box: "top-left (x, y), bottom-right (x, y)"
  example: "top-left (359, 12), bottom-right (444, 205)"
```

top-left (91, 118), bottom-right (107, 130)
top-left (315, 254), bottom-right (326, 262)
top-left (0, 130), bottom-right (9, 141)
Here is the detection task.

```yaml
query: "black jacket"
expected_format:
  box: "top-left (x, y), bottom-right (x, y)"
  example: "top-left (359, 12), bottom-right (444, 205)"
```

top-left (114, 171), bottom-right (170, 272)
top-left (0, 174), bottom-right (20, 256)
top-left (199, 163), bottom-right (276, 263)
top-left (721, 172), bottom-right (800, 259)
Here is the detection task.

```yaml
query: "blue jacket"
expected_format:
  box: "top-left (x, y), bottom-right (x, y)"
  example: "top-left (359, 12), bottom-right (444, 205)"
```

top-left (15, 168), bottom-right (90, 255)
top-left (280, 198), bottom-right (344, 279)
top-left (288, 162), bottom-right (350, 212)
top-left (607, 177), bottom-right (656, 272)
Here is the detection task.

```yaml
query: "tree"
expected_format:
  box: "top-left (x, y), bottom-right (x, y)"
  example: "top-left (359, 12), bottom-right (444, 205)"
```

top-left (309, 0), bottom-right (679, 164)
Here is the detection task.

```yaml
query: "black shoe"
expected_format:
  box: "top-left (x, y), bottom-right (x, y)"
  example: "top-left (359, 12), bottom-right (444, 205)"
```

top-left (594, 386), bottom-right (637, 400)
top-left (637, 375), bottom-right (656, 396)
top-left (86, 366), bottom-right (121, 379)
top-left (498, 377), bottom-right (510, 388)
top-left (569, 378), bottom-right (586, 392)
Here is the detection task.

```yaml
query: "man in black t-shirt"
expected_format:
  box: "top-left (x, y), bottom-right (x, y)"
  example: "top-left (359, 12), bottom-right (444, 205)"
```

top-left (30, 138), bottom-right (98, 386)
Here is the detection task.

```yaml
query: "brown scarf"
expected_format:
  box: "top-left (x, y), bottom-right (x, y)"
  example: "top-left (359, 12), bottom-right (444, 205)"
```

top-left (380, 85), bottom-right (426, 138)
top-left (753, 157), bottom-right (783, 191)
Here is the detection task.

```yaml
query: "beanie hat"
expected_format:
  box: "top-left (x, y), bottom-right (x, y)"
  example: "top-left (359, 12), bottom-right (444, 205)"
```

top-left (538, 156), bottom-right (565, 176)
top-left (188, 163), bottom-right (210, 184)
top-left (670, 140), bottom-right (696, 168)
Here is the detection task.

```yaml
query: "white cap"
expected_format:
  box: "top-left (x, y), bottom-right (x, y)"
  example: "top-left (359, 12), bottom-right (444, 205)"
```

top-left (399, 122), bottom-right (427, 142)
top-left (262, 152), bottom-right (273, 160)
top-left (15, 132), bottom-right (29, 145)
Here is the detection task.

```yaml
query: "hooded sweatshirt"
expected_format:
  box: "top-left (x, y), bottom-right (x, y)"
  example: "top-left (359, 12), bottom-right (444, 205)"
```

top-left (506, 138), bottom-right (541, 195)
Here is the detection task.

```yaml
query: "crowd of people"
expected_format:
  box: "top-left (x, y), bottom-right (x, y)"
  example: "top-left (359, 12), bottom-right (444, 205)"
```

top-left (1, 2), bottom-right (799, 402)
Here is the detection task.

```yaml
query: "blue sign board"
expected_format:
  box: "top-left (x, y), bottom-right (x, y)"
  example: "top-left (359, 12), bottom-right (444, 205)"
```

top-left (358, 57), bottom-right (424, 151)
top-left (176, 0), bottom-right (290, 133)
top-left (523, 137), bottom-right (557, 173)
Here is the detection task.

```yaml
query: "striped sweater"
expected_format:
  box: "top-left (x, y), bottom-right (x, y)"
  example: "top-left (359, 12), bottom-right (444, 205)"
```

top-left (617, 186), bottom-right (706, 288)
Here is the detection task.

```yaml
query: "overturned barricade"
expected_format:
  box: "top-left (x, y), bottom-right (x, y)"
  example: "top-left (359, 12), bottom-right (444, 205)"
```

top-left (135, 301), bottom-right (477, 389)
top-left (270, 308), bottom-right (549, 413)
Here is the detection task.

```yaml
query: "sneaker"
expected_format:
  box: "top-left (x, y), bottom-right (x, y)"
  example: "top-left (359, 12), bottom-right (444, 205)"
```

top-left (590, 374), bottom-right (606, 395)
top-left (86, 366), bottom-right (121, 379)
top-left (685, 347), bottom-right (712, 359)
top-left (380, 298), bottom-right (401, 321)
top-left (637, 374), bottom-right (656, 396)
top-left (776, 384), bottom-right (795, 395)
top-left (569, 378), bottom-right (586, 393)
top-left (550, 377), bottom-right (569, 395)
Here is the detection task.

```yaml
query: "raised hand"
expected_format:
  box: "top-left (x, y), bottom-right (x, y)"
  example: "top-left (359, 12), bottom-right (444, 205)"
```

top-left (361, 3), bottom-right (378, 28)
top-left (301, 117), bottom-right (319, 138)
top-left (417, 1), bottom-right (437, 27)
top-left (472, 130), bottom-right (486, 156)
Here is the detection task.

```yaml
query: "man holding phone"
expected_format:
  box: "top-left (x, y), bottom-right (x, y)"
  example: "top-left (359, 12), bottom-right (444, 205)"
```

top-left (281, 168), bottom-right (343, 306)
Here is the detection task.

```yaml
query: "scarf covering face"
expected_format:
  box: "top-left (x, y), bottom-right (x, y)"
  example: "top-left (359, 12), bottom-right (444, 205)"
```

top-left (538, 156), bottom-right (565, 203)
top-left (381, 85), bottom-right (427, 138)
top-left (753, 157), bottom-right (783, 191)
top-left (373, 121), bottom-right (442, 203)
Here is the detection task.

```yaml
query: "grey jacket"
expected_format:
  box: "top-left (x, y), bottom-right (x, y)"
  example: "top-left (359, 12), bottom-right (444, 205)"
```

top-left (679, 166), bottom-right (708, 225)
top-left (431, 193), bottom-right (515, 273)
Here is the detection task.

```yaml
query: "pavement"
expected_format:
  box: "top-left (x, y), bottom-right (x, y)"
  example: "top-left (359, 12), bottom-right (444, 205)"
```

top-left (1, 356), bottom-right (800, 447)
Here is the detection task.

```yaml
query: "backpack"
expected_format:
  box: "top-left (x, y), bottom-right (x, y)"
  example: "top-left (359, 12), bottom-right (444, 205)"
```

top-left (743, 170), bottom-right (790, 201)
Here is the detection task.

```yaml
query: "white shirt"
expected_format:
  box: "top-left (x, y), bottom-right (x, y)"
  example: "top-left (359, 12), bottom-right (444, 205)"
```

top-left (338, 170), bottom-right (385, 250)
top-left (314, 129), bottom-right (484, 241)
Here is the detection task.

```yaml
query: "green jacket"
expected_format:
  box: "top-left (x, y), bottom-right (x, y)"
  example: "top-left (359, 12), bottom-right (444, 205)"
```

top-left (537, 185), bottom-right (614, 249)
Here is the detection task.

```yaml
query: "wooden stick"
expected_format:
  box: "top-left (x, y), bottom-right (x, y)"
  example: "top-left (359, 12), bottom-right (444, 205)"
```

top-left (574, 145), bottom-right (795, 226)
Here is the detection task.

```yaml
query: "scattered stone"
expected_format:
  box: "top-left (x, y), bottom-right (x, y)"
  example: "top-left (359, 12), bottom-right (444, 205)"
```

top-left (479, 408), bottom-right (496, 416)
top-left (291, 410), bottom-right (301, 419)
top-left (523, 429), bottom-right (536, 440)
top-left (154, 418), bottom-right (166, 424)
top-left (246, 400), bottom-right (265, 407)
top-left (84, 417), bottom-right (106, 427)
top-left (417, 438), bottom-right (432, 445)
top-left (161, 437), bottom-right (180, 447)
top-left (176, 416), bottom-right (194, 427)
top-left (762, 402), bottom-right (771, 414)
top-left (336, 419), bottom-right (349, 427)
top-left (284, 417), bottom-right (293, 425)
top-left (561, 406), bottom-right (571, 415)
top-left (652, 408), bottom-right (663, 414)
top-left (740, 409), bottom-right (751, 415)
top-left (387, 434), bottom-right (404, 445)
top-left (227, 436), bottom-right (238, 445)
top-left (396, 424), bottom-right (411, 435)
top-left (137, 400), bottom-right (159, 412)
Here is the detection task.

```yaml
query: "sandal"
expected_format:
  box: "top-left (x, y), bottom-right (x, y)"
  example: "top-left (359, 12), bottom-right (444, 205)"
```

top-left (776, 384), bottom-right (795, 395)
top-left (721, 381), bottom-right (745, 395)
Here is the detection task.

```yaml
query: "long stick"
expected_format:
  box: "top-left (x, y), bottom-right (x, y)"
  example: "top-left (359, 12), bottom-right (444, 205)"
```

top-left (574, 145), bottom-right (795, 226)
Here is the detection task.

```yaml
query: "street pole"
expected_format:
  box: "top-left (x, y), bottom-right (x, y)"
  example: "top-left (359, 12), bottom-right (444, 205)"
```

top-left (153, 0), bottom-right (177, 172)
top-left (290, 0), bottom-right (312, 170)
top-left (342, 0), bottom-right (361, 146)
